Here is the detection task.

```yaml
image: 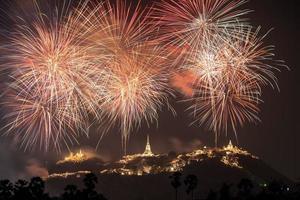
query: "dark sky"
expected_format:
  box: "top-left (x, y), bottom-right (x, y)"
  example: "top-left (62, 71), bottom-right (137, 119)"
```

top-left (0, 0), bottom-right (299, 181)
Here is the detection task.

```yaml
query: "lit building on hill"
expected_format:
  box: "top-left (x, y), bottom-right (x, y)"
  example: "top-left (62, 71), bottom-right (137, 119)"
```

top-left (57, 150), bottom-right (88, 164)
top-left (48, 138), bottom-right (259, 179)
top-left (142, 135), bottom-right (154, 157)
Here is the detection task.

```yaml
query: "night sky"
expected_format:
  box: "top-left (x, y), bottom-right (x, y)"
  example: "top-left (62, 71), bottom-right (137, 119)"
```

top-left (0, 0), bottom-right (299, 182)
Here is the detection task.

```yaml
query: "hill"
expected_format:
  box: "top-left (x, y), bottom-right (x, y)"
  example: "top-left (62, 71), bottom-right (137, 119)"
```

top-left (45, 142), bottom-right (292, 200)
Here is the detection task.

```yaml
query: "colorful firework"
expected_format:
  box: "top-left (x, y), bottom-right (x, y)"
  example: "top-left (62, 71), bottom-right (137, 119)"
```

top-left (154, 0), bottom-right (251, 60)
top-left (0, 0), bottom-right (285, 152)
top-left (1, 0), bottom-right (99, 151)
top-left (85, 0), bottom-right (174, 153)
top-left (98, 46), bottom-right (173, 153)
top-left (154, 0), bottom-right (283, 146)
top-left (185, 27), bottom-right (280, 145)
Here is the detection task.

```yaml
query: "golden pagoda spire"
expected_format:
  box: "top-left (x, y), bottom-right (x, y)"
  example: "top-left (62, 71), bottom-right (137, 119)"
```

top-left (142, 135), bottom-right (154, 156)
top-left (224, 140), bottom-right (234, 150)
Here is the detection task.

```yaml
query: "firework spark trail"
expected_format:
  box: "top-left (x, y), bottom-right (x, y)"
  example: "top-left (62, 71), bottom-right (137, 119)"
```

top-left (1, 0), bottom-right (103, 151)
top-left (0, 0), bottom-right (285, 152)
top-left (154, 0), bottom-right (283, 146)
top-left (85, 0), bottom-right (174, 153)
top-left (153, 0), bottom-right (251, 62)
top-left (98, 46), bottom-right (173, 153)
top-left (185, 26), bottom-right (281, 145)
top-left (3, 84), bottom-right (80, 151)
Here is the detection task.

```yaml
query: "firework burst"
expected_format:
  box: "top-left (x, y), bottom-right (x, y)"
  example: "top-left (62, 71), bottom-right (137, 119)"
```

top-left (99, 47), bottom-right (172, 153)
top-left (154, 0), bottom-right (251, 60)
top-left (85, 0), bottom-right (174, 153)
top-left (0, 0), bottom-right (286, 152)
top-left (154, 0), bottom-right (283, 146)
top-left (1, 0), bottom-right (99, 151)
top-left (185, 27), bottom-right (280, 145)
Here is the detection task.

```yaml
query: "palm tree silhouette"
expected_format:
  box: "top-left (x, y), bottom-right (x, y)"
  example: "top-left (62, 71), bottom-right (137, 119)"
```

top-left (184, 174), bottom-right (198, 200)
top-left (169, 172), bottom-right (182, 200)
top-left (0, 173), bottom-right (111, 200)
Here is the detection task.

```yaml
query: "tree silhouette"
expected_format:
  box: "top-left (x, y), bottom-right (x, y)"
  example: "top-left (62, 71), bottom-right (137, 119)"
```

top-left (184, 174), bottom-right (198, 200)
top-left (169, 172), bottom-right (182, 200)
top-left (0, 180), bottom-right (13, 200)
top-left (0, 175), bottom-right (297, 200)
top-left (0, 173), bottom-right (111, 200)
top-left (62, 185), bottom-right (80, 200)
top-left (83, 174), bottom-right (98, 190)
top-left (81, 173), bottom-right (107, 200)
top-left (28, 177), bottom-right (49, 200)
top-left (13, 179), bottom-right (31, 200)
top-left (237, 178), bottom-right (254, 199)
top-left (219, 183), bottom-right (232, 200)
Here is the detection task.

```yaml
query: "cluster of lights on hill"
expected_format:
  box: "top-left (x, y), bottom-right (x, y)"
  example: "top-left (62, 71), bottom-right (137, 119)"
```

top-left (47, 136), bottom-right (258, 179)
top-left (56, 150), bottom-right (88, 164)
top-left (100, 139), bottom-right (258, 176)
top-left (48, 170), bottom-right (91, 179)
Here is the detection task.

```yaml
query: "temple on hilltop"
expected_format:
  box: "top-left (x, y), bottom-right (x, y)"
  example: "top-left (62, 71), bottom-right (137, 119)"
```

top-left (142, 135), bottom-right (154, 157)
top-left (57, 150), bottom-right (88, 164)
top-left (224, 140), bottom-right (234, 150)
top-left (118, 135), bottom-right (156, 163)
top-left (223, 140), bottom-right (242, 153)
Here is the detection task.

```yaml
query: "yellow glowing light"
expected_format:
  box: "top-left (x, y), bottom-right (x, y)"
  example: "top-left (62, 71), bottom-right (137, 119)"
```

top-left (57, 150), bottom-right (88, 164)
top-left (48, 139), bottom-right (259, 179)
top-left (48, 171), bottom-right (91, 179)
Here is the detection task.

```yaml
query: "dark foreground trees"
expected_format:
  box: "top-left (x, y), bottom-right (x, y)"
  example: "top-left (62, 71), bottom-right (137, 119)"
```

top-left (0, 173), bottom-right (107, 200)
top-left (184, 174), bottom-right (198, 200)
top-left (211, 179), bottom-right (297, 200)
top-left (208, 179), bottom-right (299, 200)
top-left (1, 172), bottom-right (299, 200)
top-left (169, 172), bottom-right (182, 200)
top-left (169, 172), bottom-right (299, 200)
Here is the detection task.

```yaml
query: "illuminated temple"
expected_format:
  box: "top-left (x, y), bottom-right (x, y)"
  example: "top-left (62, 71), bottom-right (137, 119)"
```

top-left (116, 135), bottom-right (158, 164)
top-left (142, 135), bottom-right (154, 157)
top-left (48, 139), bottom-right (259, 179)
top-left (56, 150), bottom-right (88, 164)
top-left (98, 139), bottom-right (259, 176)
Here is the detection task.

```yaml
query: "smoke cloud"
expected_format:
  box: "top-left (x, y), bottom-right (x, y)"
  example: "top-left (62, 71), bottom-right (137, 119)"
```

top-left (169, 137), bottom-right (203, 153)
top-left (0, 140), bottom-right (48, 180)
